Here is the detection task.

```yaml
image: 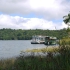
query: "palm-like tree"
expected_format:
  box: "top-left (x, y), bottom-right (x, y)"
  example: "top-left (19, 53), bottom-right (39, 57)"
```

top-left (63, 12), bottom-right (70, 36)
top-left (63, 12), bottom-right (70, 26)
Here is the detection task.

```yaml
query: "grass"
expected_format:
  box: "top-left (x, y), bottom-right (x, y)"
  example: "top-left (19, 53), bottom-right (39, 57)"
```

top-left (0, 45), bottom-right (70, 70)
top-left (25, 46), bottom-right (59, 53)
top-left (0, 58), bottom-right (15, 70)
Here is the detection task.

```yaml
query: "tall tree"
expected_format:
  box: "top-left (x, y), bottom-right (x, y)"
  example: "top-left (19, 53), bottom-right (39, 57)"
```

top-left (63, 12), bottom-right (70, 36)
top-left (63, 12), bottom-right (70, 26)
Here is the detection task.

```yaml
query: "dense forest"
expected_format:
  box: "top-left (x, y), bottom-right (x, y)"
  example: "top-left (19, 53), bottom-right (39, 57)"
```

top-left (0, 28), bottom-right (68, 40)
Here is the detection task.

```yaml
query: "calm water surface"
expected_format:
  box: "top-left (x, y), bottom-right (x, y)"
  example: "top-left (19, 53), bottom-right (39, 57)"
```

top-left (0, 40), bottom-right (47, 59)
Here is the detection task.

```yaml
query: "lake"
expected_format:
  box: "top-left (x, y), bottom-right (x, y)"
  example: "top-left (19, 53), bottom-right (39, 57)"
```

top-left (0, 40), bottom-right (48, 59)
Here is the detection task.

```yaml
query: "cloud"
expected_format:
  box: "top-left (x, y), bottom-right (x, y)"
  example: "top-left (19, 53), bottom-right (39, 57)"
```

top-left (0, 0), bottom-right (70, 19)
top-left (0, 0), bottom-right (69, 29)
top-left (0, 14), bottom-right (68, 30)
top-left (0, 0), bottom-right (31, 14)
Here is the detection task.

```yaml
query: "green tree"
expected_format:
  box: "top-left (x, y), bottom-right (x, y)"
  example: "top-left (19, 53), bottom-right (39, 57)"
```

top-left (63, 12), bottom-right (70, 25)
top-left (63, 12), bottom-right (70, 36)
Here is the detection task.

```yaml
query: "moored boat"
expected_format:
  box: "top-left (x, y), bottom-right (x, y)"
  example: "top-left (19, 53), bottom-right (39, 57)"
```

top-left (31, 35), bottom-right (45, 44)
top-left (31, 35), bottom-right (57, 45)
top-left (44, 36), bottom-right (57, 45)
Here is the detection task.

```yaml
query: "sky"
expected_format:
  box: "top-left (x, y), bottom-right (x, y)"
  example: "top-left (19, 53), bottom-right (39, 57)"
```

top-left (0, 0), bottom-right (70, 30)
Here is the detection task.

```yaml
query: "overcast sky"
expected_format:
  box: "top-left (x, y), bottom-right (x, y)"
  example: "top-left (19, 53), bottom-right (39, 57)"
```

top-left (0, 0), bottom-right (70, 30)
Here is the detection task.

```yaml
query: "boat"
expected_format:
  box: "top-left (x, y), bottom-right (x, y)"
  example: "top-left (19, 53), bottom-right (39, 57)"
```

top-left (31, 35), bottom-right (57, 45)
top-left (31, 35), bottom-right (46, 44)
top-left (44, 36), bottom-right (57, 45)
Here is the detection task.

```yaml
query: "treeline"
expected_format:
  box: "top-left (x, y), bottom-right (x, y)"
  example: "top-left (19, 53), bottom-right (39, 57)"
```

top-left (0, 28), bottom-right (68, 40)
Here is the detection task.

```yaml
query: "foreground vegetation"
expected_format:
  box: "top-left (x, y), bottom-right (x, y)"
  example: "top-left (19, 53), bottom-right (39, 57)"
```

top-left (0, 43), bottom-right (70, 70)
top-left (25, 46), bottom-right (59, 52)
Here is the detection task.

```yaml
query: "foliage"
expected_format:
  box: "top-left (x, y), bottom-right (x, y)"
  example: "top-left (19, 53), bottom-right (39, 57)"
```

top-left (63, 12), bottom-right (70, 36)
top-left (63, 12), bottom-right (70, 25)
top-left (0, 28), bottom-right (68, 40)
top-left (0, 47), bottom-right (70, 70)
top-left (26, 47), bottom-right (59, 53)
top-left (59, 37), bottom-right (70, 45)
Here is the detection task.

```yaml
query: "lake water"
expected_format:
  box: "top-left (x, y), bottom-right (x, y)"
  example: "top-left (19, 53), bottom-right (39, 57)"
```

top-left (0, 40), bottom-right (48, 59)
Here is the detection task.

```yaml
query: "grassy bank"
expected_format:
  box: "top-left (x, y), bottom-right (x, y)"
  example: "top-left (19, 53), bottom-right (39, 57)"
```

top-left (0, 45), bottom-right (70, 70)
top-left (25, 46), bottom-right (59, 53)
